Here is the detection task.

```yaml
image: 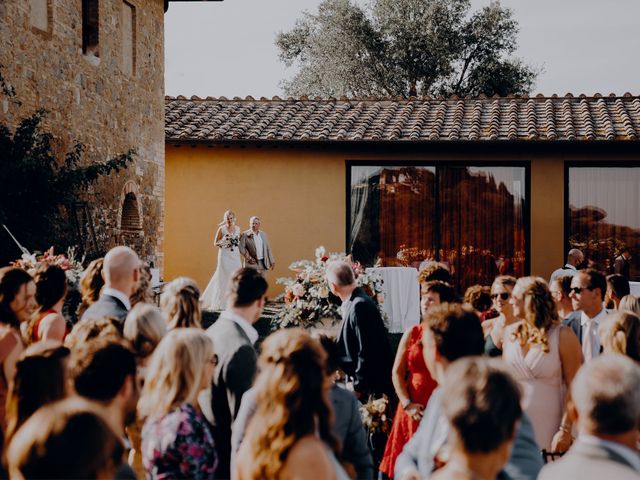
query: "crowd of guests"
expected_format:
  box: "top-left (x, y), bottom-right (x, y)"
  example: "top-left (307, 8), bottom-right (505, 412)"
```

top-left (0, 244), bottom-right (638, 479)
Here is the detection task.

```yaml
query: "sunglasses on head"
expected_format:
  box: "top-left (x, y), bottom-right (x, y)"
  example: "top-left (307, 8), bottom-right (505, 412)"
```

top-left (491, 292), bottom-right (510, 300)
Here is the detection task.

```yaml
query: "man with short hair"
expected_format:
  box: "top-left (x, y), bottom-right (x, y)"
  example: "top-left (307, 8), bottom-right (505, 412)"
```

top-left (326, 260), bottom-right (393, 401)
top-left (614, 248), bottom-right (632, 280)
top-left (395, 303), bottom-right (542, 480)
top-left (68, 338), bottom-right (138, 479)
top-left (550, 248), bottom-right (584, 284)
top-left (565, 269), bottom-right (609, 362)
top-left (206, 267), bottom-right (268, 479)
top-left (539, 354), bottom-right (640, 479)
top-left (420, 280), bottom-right (458, 316)
top-left (239, 216), bottom-right (275, 273)
top-left (606, 273), bottom-right (631, 309)
top-left (81, 246), bottom-right (140, 325)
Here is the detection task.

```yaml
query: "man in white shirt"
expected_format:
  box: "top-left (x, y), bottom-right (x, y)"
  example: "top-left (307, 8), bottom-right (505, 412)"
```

top-left (240, 216), bottom-right (275, 273)
top-left (81, 246), bottom-right (139, 325)
top-left (565, 269), bottom-right (609, 362)
top-left (539, 354), bottom-right (640, 480)
top-left (205, 267), bottom-right (268, 479)
top-left (550, 248), bottom-right (584, 284)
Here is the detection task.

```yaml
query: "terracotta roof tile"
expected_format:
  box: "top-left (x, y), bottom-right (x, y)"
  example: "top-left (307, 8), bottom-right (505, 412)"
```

top-left (165, 95), bottom-right (640, 142)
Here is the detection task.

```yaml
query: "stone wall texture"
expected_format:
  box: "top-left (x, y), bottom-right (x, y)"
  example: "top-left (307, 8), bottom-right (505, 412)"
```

top-left (0, 0), bottom-right (165, 269)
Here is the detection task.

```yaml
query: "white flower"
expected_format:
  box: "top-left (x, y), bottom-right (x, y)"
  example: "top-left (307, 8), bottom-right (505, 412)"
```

top-left (291, 283), bottom-right (306, 298)
top-left (317, 285), bottom-right (330, 298)
top-left (315, 246), bottom-right (326, 260)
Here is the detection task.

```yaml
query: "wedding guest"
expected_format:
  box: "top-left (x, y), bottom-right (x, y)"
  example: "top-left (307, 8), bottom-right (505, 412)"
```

top-left (138, 328), bottom-right (217, 479)
top-left (539, 354), bottom-right (640, 480)
top-left (549, 248), bottom-right (584, 284)
top-left (0, 267), bottom-right (36, 426)
top-left (420, 280), bottom-right (457, 316)
top-left (483, 275), bottom-right (517, 357)
top-left (206, 267), bottom-right (267, 479)
top-left (605, 273), bottom-right (630, 310)
top-left (231, 334), bottom-right (374, 479)
top-left (599, 311), bottom-right (640, 362)
top-left (619, 294), bottom-right (640, 315)
top-left (326, 260), bottom-right (393, 401)
top-left (503, 276), bottom-right (582, 452)
top-left (549, 275), bottom-right (574, 320)
top-left (123, 303), bottom-right (167, 477)
top-left (5, 342), bottom-right (70, 445)
top-left (160, 277), bottom-right (202, 329)
top-left (76, 258), bottom-right (104, 318)
top-left (565, 269), bottom-right (609, 361)
top-left (235, 329), bottom-right (348, 480)
top-left (69, 338), bottom-right (138, 478)
top-left (463, 285), bottom-right (495, 320)
top-left (614, 248), bottom-right (632, 280)
top-left (131, 261), bottom-right (153, 306)
top-left (380, 317), bottom-right (437, 478)
top-left (81, 246), bottom-right (140, 326)
top-left (395, 303), bottom-right (542, 480)
top-left (7, 398), bottom-right (124, 479)
top-left (65, 316), bottom-right (122, 350)
top-left (26, 264), bottom-right (67, 344)
top-left (418, 262), bottom-right (453, 286)
top-left (431, 358), bottom-right (523, 480)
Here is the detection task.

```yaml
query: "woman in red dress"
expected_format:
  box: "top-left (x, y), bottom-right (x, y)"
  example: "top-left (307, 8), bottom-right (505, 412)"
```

top-left (379, 323), bottom-right (437, 478)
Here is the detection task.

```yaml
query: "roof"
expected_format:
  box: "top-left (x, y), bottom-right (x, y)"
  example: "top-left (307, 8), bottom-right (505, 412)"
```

top-left (165, 94), bottom-right (640, 143)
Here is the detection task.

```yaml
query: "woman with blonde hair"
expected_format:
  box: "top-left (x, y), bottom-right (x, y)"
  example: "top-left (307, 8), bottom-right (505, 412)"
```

top-left (160, 277), bottom-right (202, 329)
top-left (599, 310), bottom-right (640, 362)
top-left (619, 294), bottom-right (640, 316)
top-left (503, 276), bottom-right (581, 453)
top-left (483, 275), bottom-right (517, 356)
top-left (139, 328), bottom-right (217, 479)
top-left (235, 329), bottom-right (347, 480)
top-left (75, 258), bottom-right (104, 319)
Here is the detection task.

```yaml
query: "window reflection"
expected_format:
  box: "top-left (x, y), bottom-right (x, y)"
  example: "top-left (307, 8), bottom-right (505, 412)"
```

top-left (568, 167), bottom-right (640, 280)
top-left (349, 165), bottom-right (527, 291)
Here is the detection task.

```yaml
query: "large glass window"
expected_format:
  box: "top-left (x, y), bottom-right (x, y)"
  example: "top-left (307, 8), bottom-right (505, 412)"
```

top-left (349, 164), bottom-right (527, 291)
top-left (567, 166), bottom-right (640, 280)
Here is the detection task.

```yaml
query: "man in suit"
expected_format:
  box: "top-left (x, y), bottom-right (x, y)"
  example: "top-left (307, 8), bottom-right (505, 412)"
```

top-left (325, 260), bottom-right (393, 401)
top-left (395, 304), bottom-right (543, 480)
top-left (539, 354), bottom-right (640, 480)
top-left (549, 248), bottom-right (584, 284)
top-left (565, 269), bottom-right (608, 362)
top-left (81, 246), bottom-right (139, 325)
top-left (206, 267), bottom-right (267, 479)
top-left (239, 216), bottom-right (275, 274)
top-left (614, 248), bottom-right (632, 280)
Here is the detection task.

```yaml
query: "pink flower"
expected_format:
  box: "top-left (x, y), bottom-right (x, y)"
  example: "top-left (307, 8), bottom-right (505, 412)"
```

top-left (187, 444), bottom-right (205, 458)
top-left (291, 283), bottom-right (306, 298)
top-left (177, 421), bottom-right (193, 436)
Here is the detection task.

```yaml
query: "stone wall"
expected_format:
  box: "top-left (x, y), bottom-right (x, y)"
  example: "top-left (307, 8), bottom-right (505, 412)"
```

top-left (0, 0), bottom-right (165, 269)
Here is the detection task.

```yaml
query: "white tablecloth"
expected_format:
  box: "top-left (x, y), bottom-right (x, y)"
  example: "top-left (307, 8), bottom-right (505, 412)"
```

top-left (366, 267), bottom-right (420, 333)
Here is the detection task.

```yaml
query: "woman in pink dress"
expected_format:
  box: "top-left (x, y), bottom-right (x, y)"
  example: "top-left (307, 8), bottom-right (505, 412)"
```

top-left (379, 323), bottom-right (437, 477)
top-left (503, 276), bottom-right (581, 453)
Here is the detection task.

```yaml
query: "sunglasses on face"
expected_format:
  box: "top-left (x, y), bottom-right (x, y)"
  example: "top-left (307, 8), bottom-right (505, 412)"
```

top-left (491, 292), bottom-right (511, 300)
top-left (569, 286), bottom-right (592, 295)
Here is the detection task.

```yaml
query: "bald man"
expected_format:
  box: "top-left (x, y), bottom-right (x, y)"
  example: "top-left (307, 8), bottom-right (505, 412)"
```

top-left (81, 246), bottom-right (140, 326)
top-left (550, 248), bottom-right (584, 284)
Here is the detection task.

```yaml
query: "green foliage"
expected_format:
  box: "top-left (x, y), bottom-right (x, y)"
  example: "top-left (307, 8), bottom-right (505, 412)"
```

top-left (277, 0), bottom-right (538, 98)
top-left (0, 110), bottom-right (134, 265)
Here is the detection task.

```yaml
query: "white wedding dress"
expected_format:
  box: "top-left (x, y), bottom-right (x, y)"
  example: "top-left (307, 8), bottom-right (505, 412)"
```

top-left (201, 225), bottom-right (242, 311)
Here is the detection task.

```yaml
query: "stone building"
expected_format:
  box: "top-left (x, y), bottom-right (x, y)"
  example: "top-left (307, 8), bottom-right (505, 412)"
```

top-left (0, 0), bottom-right (166, 267)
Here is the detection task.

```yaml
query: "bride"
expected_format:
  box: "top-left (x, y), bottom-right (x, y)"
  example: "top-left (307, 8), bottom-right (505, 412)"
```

top-left (201, 210), bottom-right (242, 311)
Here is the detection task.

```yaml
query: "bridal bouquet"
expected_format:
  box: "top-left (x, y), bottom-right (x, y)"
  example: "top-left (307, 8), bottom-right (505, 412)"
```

top-left (274, 246), bottom-right (385, 329)
top-left (216, 234), bottom-right (240, 252)
top-left (359, 395), bottom-right (391, 434)
top-left (11, 247), bottom-right (85, 288)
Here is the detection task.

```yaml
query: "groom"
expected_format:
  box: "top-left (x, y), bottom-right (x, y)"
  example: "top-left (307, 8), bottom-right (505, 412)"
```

top-left (240, 216), bottom-right (275, 273)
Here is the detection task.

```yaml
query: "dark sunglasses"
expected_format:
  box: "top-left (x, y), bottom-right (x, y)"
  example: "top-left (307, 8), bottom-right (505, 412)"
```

top-left (569, 286), bottom-right (592, 295)
top-left (491, 292), bottom-right (510, 301)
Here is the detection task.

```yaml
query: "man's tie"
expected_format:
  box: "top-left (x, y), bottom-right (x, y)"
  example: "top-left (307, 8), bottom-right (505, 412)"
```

top-left (583, 318), bottom-right (596, 362)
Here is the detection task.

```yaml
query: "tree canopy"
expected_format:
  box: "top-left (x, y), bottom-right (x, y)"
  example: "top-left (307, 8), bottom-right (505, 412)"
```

top-left (276, 0), bottom-right (538, 98)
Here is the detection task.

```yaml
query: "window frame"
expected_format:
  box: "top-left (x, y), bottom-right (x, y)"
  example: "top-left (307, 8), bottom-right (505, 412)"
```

top-left (346, 159), bottom-right (531, 279)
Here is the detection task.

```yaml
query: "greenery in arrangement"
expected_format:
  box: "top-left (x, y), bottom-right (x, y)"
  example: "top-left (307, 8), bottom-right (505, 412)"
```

top-left (277, 0), bottom-right (538, 98)
top-left (0, 68), bottom-right (134, 265)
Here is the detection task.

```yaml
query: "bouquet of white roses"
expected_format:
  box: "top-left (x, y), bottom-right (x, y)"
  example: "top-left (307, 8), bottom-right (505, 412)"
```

top-left (359, 394), bottom-right (391, 434)
top-left (216, 234), bottom-right (240, 252)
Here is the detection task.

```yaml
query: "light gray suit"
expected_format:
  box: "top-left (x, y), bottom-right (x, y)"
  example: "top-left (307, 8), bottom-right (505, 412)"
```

top-left (239, 229), bottom-right (275, 271)
top-left (206, 314), bottom-right (257, 479)
top-left (538, 440), bottom-right (640, 480)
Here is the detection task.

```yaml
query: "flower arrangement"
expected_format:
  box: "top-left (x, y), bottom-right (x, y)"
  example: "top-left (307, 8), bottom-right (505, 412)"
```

top-left (11, 247), bottom-right (85, 288)
top-left (216, 234), bottom-right (240, 252)
top-left (274, 246), bottom-right (385, 329)
top-left (359, 394), bottom-right (391, 434)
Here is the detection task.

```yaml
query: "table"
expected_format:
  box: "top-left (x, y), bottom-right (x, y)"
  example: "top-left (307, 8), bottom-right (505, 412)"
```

top-left (366, 267), bottom-right (420, 333)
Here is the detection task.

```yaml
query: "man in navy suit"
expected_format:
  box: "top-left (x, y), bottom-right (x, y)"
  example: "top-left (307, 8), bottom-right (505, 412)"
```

top-left (81, 246), bottom-right (139, 326)
top-left (565, 269), bottom-right (608, 362)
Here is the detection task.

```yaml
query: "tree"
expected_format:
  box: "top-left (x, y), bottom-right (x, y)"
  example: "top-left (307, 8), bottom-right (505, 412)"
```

top-left (276, 0), bottom-right (538, 98)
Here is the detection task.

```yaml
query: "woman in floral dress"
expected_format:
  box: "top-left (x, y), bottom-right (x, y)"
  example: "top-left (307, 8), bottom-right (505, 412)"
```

top-left (139, 328), bottom-right (218, 479)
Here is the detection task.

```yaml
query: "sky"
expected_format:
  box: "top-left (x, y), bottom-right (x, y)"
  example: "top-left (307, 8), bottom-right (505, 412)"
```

top-left (164, 0), bottom-right (640, 98)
